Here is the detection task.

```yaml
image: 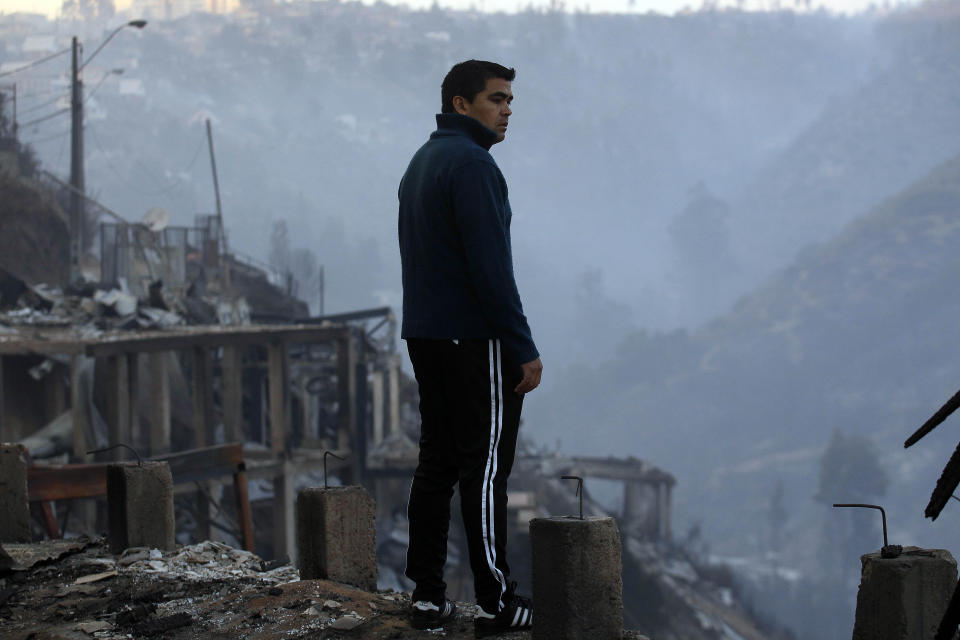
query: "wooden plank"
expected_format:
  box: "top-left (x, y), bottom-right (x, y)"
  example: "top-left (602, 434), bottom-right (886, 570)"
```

top-left (388, 354), bottom-right (400, 436)
top-left (70, 356), bottom-right (92, 462)
top-left (146, 353), bottom-right (171, 455)
top-left (221, 345), bottom-right (243, 443)
top-left (195, 484), bottom-right (211, 542)
top-left (267, 343), bottom-right (286, 455)
top-left (371, 370), bottom-right (384, 446)
top-left (37, 501), bottom-right (59, 539)
top-left (0, 338), bottom-right (87, 356)
top-left (105, 355), bottom-right (131, 462)
top-left (85, 324), bottom-right (349, 357)
top-left (2, 324), bottom-right (352, 358)
top-left (152, 443), bottom-right (244, 483)
top-left (192, 347), bottom-right (213, 448)
top-left (233, 468), bottom-right (255, 552)
top-left (28, 443), bottom-right (249, 507)
top-left (272, 461), bottom-right (294, 561)
top-left (127, 353), bottom-right (141, 453)
top-left (28, 464), bottom-right (108, 501)
top-left (336, 334), bottom-right (355, 455)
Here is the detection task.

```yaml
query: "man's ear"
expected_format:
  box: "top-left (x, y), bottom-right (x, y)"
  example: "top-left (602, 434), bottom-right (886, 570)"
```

top-left (452, 95), bottom-right (469, 115)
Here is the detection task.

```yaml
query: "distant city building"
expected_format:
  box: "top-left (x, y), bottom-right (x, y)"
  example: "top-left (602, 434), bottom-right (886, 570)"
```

top-left (127, 0), bottom-right (240, 20)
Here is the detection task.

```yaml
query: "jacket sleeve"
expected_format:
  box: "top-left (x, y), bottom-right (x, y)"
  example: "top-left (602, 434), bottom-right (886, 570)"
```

top-left (451, 159), bottom-right (539, 364)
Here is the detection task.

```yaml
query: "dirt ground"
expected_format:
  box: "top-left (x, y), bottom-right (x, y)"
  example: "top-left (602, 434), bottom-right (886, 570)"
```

top-left (0, 538), bottom-right (648, 640)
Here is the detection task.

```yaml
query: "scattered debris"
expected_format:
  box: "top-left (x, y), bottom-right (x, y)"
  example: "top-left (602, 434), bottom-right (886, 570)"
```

top-left (329, 613), bottom-right (364, 630)
top-left (75, 570), bottom-right (118, 585)
top-left (75, 619), bottom-right (113, 633)
top-left (2, 538), bottom-right (91, 571)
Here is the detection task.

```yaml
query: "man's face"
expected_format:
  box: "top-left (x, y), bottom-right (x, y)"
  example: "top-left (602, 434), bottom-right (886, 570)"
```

top-left (454, 77), bottom-right (513, 144)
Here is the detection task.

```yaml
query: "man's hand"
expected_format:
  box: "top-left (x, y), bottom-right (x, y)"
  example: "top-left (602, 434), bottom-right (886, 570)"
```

top-left (514, 357), bottom-right (543, 394)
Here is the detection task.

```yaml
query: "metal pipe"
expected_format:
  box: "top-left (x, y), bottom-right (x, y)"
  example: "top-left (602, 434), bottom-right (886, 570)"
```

top-left (833, 503), bottom-right (888, 547)
top-left (561, 475), bottom-right (584, 520)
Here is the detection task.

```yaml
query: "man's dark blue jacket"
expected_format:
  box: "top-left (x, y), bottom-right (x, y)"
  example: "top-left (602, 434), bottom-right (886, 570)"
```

top-left (398, 113), bottom-right (539, 365)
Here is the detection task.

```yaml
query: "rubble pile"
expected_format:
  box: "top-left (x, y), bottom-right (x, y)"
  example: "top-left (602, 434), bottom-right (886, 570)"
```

top-left (0, 278), bottom-right (191, 338)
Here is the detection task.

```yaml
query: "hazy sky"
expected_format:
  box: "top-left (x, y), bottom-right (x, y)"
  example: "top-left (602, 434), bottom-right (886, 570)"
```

top-left (0, 0), bottom-right (910, 19)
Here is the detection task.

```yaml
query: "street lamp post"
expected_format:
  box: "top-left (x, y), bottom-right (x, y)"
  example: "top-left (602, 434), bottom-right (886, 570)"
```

top-left (69, 20), bottom-right (147, 284)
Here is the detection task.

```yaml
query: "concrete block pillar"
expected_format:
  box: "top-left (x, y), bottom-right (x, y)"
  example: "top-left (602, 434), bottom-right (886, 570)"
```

top-left (530, 516), bottom-right (623, 640)
top-left (853, 547), bottom-right (957, 640)
top-left (0, 444), bottom-right (31, 542)
top-left (296, 486), bottom-right (376, 590)
top-left (106, 461), bottom-right (175, 553)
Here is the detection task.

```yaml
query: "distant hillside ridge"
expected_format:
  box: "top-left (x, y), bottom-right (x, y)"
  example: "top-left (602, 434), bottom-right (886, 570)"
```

top-left (729, 5), bottom-right (960, 287)
top-left (532, 151), bottom-right (960, 555)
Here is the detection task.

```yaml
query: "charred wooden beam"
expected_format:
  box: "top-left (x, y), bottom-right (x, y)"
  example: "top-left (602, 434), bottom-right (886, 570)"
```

top-left (221, 345), bottom-right (243, 444)
top-left (924, 439), bottom-right (960, 520)
top-left (27, 443), bottom-right (255, 551)
top-left (905, 388), bottom-right (960, 448)
top-left (146, 353), bottom-right (170, 455)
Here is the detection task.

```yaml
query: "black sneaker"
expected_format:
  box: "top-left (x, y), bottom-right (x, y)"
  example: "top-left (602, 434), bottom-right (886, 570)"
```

top-left (410, 598), bottom-right (457, 630)
top-left (474, 582), bottom-right (532, 637)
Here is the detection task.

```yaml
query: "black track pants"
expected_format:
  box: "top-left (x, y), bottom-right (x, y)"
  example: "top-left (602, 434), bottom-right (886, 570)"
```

top-left (405, 337), bottom-right (523, 613)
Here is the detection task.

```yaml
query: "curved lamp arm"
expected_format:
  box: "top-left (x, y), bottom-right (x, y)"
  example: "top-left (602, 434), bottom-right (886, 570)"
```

top-left (80, 20), bottom-right (147, 71)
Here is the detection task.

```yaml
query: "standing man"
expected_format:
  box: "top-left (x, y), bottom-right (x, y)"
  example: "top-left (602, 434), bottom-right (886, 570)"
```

top-left (398, 60), bottom-right (542, 637)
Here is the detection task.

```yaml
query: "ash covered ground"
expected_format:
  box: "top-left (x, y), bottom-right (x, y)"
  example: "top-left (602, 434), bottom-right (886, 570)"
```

top-left (0, 537), bottom-right (648, 640)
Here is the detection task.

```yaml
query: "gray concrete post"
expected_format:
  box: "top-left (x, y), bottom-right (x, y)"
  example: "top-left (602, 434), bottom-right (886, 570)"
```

top-left (530, 516), bottom-right (623, 640)
top-left (296, 486), bottom-right (377, 590)
top-left (106, 461), bottom-right (175, 553)
top-left (852, 547), bottom-right (957, 640)
top-left (0, 444), bottom-right (31, 542)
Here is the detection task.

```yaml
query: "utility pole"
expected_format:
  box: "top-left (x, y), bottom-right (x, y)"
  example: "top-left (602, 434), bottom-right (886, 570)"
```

top-left (205, 118), bottom-right (231, 291)
top-left (69, 36), bottom-right (84, 284)
top-left (318, 265), bottom-right (324, 315)
top-left (67, 21), bottom-right (147, 285)
top-left (11, 82), bottom-right (17, 139)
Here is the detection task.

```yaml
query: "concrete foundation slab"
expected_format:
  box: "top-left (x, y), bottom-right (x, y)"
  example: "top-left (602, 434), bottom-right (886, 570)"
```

top-left (106, 461), bottom-right (175, 553)
top-left (853, 546), bottom-right (957, 640)
top-left (0, 444), bottom-right (31, 542)
top-left (296, 486), bottom-right (376, 590)
top-left (530, 516), bottom-right (623, 640)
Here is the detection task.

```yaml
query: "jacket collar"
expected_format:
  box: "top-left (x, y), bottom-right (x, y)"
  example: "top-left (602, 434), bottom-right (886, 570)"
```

top-left (432, 113), bottom-right (498, 151)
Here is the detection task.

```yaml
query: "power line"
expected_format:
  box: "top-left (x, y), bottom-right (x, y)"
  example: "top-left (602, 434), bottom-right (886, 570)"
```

top-left (0, 48), bottom-right (71, 79)
top-left (12, 85), bottom-right (70, 100)
top-left (18, 107), bottom-right (69, 128)
top-left (83, 72), bottom-right (120, 104)
top-left (17, 92), bottom-right (69, 115)
top-left (21, 127), bottom-right (72, 145)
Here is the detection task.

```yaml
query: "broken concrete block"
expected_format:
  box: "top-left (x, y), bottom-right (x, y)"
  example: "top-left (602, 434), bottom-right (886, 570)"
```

top-left (0, 444), bottom-right (31, 543)
top-left (530, 516), bottom-right (623, 640)
top-left (296, 486), bottom-right (376, 590)
top-left (106, 461), bottom-right (175, 553)
top-left (853, 547), bottom-right (956, 640)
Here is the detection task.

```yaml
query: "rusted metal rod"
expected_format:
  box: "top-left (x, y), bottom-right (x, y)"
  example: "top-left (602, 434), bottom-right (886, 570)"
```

top-left (87, 443), bottom-right (142, 466)
top-left (834, 503), bottom-right (888, 547)
top-left (561, 475), bottom-right (583, 520)
top-left (323, 451), bottom-right (345, 489)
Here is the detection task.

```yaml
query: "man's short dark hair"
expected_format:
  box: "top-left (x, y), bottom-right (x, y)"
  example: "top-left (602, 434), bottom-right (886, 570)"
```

top-left (441, 60), bottom-right (516, 114)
